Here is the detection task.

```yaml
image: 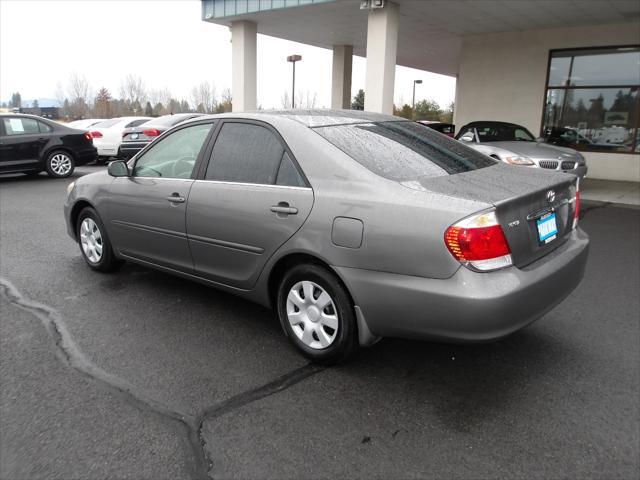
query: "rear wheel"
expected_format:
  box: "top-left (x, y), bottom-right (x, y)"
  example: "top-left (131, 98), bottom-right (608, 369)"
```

top-left (76, 207), bottom-right (122, 272)
top-left (277, 264), bottom-right (358, 364)
top-left (45, 151), bottom-right (75, 178)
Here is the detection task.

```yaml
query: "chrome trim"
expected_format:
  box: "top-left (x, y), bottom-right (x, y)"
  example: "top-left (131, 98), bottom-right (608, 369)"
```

top-left (526, 198), bottom-right (573, 221)
top-left (111, 220), bottom-right (186, 239)
top-left (193, 179), bottom-right (312, 191)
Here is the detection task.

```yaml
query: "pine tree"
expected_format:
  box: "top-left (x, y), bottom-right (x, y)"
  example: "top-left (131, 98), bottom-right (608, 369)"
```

top-left (351, 89), bottom-right (365, 110)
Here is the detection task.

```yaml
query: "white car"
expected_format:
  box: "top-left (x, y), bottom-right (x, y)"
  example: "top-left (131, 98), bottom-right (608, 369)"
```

top-left (66, 118), bottom-right (105, 130)
top-left (89, 117), bottom-right (152, 161)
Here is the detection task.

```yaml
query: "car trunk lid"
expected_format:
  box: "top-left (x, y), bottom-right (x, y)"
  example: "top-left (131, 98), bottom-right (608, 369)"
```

top-left (413, 163), bottom-right (578, 268)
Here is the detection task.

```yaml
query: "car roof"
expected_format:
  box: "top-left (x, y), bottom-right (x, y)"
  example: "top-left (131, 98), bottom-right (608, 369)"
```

top-left (192, 109), bottom-right (406, 128)
top-left (463, 121), bottom-right (524, 129)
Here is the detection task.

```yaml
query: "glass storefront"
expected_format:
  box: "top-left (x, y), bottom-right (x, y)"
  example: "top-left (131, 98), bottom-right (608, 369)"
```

top-left (542, 46), bottom-right (640, 153)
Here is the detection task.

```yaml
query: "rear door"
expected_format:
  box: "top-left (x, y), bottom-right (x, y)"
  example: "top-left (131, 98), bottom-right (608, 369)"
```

top-left (107, 121), bottom-right (216, 272)
top-left (186, 120), bottom-right (313, 289)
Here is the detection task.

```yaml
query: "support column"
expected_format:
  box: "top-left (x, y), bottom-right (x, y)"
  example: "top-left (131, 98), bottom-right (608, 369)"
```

top-left (331, 45), bottom-right (353, 109)
top-left (364, 2), bottom-right (399, 114)
top-left (231, 20), bottom-right (257, 112)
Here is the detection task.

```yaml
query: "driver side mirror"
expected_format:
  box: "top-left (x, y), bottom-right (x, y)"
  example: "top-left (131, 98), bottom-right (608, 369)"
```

top-left (108, 160), bottom-right (130, 177)
top-left (459, 132), bottom-right (475, 142)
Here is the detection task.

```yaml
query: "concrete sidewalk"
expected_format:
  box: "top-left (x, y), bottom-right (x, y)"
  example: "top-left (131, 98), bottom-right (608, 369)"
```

top-left (581, 178), bottom-right (640, 206)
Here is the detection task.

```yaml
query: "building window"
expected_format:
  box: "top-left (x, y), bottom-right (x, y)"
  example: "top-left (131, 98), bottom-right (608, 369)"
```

top-left (542, 46), bottom-right (640, 153)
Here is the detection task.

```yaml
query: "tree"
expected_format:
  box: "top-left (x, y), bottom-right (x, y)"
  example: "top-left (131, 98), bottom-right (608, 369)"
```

top-left (94, 87), bottom-right (112, 118)
top-left (144, 101), bottom-right (153, 116)
top-left (439, 102), bottom-right (454, 123)
top-left (32, 99), bottom-right (39, 109)
top-left (10, 92), bottom-right (22, 108)
top-left (180, 100), bottom-right (191, 113)
top-left (191, 81), bottom-right (217, 113)
top-left (351, 89), bottom-right (365, 110)
top-left (216, 88), bottom-right (232, 113)
top-left (66, 72), bottom-right (90, 119)
top-left (153, 102), bottom-right (165, 116)
top-left (280, 91), bottom-right (292, 109)
top-left (397, 104), bottom-right (413, 119)
top-left (119, 74), bottom-right (147, 106)
top-left (414, 99), bottom-right (442, 121)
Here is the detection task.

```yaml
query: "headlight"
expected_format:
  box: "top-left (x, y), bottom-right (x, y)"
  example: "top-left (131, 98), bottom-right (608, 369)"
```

top-left (504, 156), bottom-right (534, 166)
top-left (66, 181), bottom-right (76, 195)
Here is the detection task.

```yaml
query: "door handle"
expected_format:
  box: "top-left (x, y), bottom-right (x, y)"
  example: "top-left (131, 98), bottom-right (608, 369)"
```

top-left (166, 193), bottom-right (185, 204)
top-left (270, 203), bottom-right (298, 215)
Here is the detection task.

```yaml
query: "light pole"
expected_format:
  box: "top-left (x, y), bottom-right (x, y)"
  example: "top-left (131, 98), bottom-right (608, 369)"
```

top-left (412, 79), bottom-right (423, 115)
top-left (287, 54), bottom-right (302, 109)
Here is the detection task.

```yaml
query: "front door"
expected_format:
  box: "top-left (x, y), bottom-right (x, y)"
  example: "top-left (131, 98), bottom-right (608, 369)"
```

top-left (187, 121), bottom-right (313, 289)
top-left (107, 121), bottom-right (215, 272)
top-left (0, 117), bottom-right (47, 172)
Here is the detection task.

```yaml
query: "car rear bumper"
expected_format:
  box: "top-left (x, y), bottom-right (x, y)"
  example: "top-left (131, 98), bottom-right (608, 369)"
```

top-left (335, 228), bottom-right (589, 342)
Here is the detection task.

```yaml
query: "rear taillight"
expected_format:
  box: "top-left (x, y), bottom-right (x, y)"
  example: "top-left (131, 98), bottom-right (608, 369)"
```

top-left (143, 128), bottom-right (160, 137)
top-left (84, 132), bottom-right (92, 141)
top-left (90, 131), bottom-right (102, 138)
top-left (444, 210), bottom-right (512, 272)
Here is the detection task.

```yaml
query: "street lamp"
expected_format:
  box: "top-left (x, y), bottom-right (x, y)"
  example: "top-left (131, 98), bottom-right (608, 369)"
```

top-left (287, 54), bottom-right (302, 109)
top-left (412, 79), bottom-right (423, 112)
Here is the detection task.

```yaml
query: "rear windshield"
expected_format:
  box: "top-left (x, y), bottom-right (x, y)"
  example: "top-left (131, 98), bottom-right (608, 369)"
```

top-left (314, 121), bottom-right (497, 181)
top-left (145, 115), bottom-right (194, 128)
top-left (93, 118), bottom-right (120, 128)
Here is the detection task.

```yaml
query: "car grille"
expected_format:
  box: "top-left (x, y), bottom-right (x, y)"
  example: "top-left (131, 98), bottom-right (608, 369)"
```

top-left (561, 161), bottom-right (576, 170)
top-left (539, 160), bottom-right (559, 169)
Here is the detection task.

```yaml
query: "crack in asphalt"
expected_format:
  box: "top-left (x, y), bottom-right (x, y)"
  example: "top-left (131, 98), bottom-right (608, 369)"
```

top-left (0, 277), bottom-right (325, 479)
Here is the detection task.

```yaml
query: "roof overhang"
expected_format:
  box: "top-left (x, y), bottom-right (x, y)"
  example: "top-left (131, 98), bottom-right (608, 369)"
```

top-left (203, 0), bottom-right (640, 77)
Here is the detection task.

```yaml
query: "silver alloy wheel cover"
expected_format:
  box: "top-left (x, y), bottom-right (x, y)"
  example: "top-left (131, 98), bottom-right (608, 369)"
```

top-left (79, 218), bottom-right (103, 263)
top-left (286, 281), bottom-right (339, 350)
top-left (50, 153), bottom-right (72, 176)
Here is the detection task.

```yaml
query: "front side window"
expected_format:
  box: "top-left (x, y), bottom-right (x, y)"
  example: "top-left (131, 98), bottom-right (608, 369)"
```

top-left (315, 121), bottom-right (496, 181)
top-left (543, 46), bottom-right (640, 153)
top-left (133, 123), bottom-right (213, 178)
top-left (205, 122), bottom-right (285, 185)
top-left (476, 124), bottom-right (535, 142)
top-left (3, 117), bottom-right (40, 135)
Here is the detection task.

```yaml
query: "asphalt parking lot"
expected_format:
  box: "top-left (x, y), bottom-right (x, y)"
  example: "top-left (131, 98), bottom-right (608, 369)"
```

top-left (1, 165), bottom-right (638, 480)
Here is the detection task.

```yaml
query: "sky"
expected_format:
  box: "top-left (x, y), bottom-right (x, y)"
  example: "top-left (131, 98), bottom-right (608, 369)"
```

top-left (0, 0), bottom-right (456, 110)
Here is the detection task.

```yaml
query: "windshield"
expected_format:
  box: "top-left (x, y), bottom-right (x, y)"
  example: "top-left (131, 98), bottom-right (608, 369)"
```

top-left (314, 121), bottom-right (497, 181)
top-left (476, 124), bottom-right (536, 142)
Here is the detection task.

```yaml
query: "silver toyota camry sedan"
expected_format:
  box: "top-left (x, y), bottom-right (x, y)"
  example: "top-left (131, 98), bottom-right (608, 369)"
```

top-left (64, 110), bottom-right (589, 364)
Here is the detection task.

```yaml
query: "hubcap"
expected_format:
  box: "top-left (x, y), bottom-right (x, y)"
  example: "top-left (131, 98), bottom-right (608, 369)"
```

top-left (286, 281), bottom-right (339, 350)
top-left (79, 218), bottom-right (103, 263)
top-left (50, 153), bottom-right (72, 175)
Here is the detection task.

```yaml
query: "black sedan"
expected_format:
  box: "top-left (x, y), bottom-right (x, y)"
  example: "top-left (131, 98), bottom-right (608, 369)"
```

top-left (0, 113), bottom-right (97, 178)
top-left (119, 113), bottom-right (204, 159)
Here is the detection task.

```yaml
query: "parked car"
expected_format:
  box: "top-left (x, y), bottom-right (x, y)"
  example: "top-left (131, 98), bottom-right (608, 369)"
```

top-left (66, 118), bottom-right (105, 130)
top-left (120, 113), bottom-right (204, 159)
top-left (457, 121), bottom-right (587, 178)
top-left (544, 127), bottom-right (622, 152)
top-left (64, 110), bottom-right (588, 364)
top-left (1, 113), bottom-right (96, 177)
top-left (418, 121), bottom-right (455, 137)
top-left (89, 116), bottom-right (152, 162)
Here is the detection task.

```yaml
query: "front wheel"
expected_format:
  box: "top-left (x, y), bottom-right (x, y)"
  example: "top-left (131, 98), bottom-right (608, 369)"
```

top-left (76, 207), bottom-right (122, 272)
top-left (277, 264), bottom-right (358, 365)
top-left (45, 151), bottom-right (75, 178)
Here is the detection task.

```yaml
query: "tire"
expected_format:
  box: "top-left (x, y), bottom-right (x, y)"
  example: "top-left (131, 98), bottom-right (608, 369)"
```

top-left (45, 150), bottom-right (75, 178)
top-left (76, 207), bottom-right (122, 273)
top-left (277, 264), bottom-right (358, 365)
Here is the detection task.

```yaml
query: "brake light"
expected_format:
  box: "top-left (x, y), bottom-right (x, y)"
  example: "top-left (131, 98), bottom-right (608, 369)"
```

top-left (143, 128), bottom-right (161, 137)
top-left (90, 131), bottom-right (102, 138)
top-left (444, 210), bottom-right (512, 271)
top-left (84, 132), bottom-right (92, 141)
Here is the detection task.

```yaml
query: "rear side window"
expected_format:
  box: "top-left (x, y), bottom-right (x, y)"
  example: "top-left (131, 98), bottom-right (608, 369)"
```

top-left (315, 121), bottom-right (496, 181)
top-left (38, 121), bottom-right (53, 133)
top-left (276, 152), bottom-right (306, 187)
top-left (2, 117), bottom-right (40, 135)
top-left (205, 123), bottom-right (284, 185)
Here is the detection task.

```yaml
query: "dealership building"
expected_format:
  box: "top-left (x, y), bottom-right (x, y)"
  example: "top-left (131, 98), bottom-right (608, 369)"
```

top-left (202, 0), bottom-right (640, 182)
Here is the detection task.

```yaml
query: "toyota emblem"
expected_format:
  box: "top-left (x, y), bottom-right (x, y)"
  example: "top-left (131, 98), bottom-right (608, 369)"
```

top-left (546, 190), bottom-right (556, 203)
